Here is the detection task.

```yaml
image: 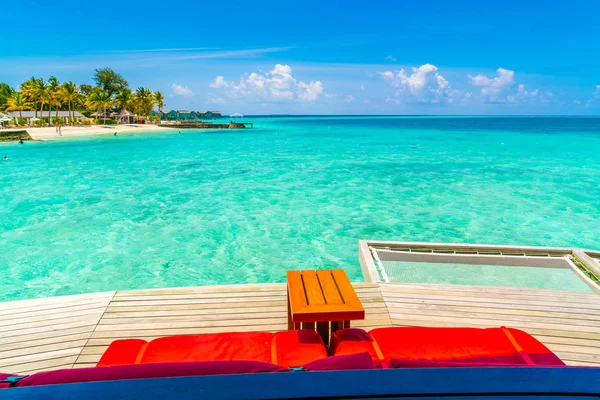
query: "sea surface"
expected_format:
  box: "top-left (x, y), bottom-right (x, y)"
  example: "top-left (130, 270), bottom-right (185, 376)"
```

top-left (1, 116), bottom-right (600, 301)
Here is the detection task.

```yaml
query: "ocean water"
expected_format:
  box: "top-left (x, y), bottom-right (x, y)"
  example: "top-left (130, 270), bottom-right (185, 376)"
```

top-left (1, 116), bottom-right (600, 301)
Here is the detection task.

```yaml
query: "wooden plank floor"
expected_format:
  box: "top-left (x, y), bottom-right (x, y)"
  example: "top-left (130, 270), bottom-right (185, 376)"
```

top-left (381, 283), bottom-right (600, 366)
top-left (1, 282), bottom-right (599, 374)
top-left (75, 283), bottom-right (390, 368)
top-left (0, 291), bottom-right (115, 374)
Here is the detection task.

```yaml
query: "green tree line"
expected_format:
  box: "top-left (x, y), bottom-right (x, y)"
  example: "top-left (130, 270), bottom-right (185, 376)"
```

top-left (0, 68), bottom-right (165, 125)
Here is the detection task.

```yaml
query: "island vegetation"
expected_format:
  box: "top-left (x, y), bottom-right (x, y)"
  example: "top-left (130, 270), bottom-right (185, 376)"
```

top-left (0, 69), bottom-right (165, 127)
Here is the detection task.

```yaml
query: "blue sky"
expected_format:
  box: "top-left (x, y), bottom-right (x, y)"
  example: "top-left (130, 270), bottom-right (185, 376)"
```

top-left (2, 0), bottom-right (600, 115)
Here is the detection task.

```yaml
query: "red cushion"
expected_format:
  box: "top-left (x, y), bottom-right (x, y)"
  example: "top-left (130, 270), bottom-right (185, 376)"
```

top-left (372, 327), bottom-right (528, 363)
top-left (505, 328), bottom-right (565, 365)
top-left (330, 327), bottom-right (565, 366)
top-left (98, 331), bottom-right (330, 368)
top-left (303, 352), bottom-right (375, 371)
top-left (97, 339), bottom-right (148, 367)
top-left (330, 328), bottom-right (379, 359)
top-left (139, 332), bottom-right (273, 364)
top-left (272, 330), bottom-right (327, 367)
top-left (16, 361), bottom-right (286, 387)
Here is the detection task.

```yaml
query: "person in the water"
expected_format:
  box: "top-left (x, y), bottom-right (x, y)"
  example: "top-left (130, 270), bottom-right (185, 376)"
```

top-left (19, 139), bottom-right (24, 144)
top-left (2, 155), bottom-right (7, 161)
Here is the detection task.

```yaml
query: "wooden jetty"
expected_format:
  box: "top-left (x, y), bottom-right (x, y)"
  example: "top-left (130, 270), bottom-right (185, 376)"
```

top-left (1, 281), bottom-right (600, 374)
top-left (1, 241), bottom-right (599, 374)
top-left (0, 130), bottom-right (32, 142)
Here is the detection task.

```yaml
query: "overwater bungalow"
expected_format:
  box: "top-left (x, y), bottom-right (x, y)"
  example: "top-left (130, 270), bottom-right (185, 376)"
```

top-left (196, 110), bottom-right (222, 120)
top-left (177, 110), bottom-right (194, 120)
top-left (159, 109), bottom-right (178, 120)
top-left (156, 110), bottom-right (224, 121)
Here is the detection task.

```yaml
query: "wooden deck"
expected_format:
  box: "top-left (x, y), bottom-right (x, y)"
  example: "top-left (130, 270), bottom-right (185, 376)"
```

top-left (1, 282), bottom-right (599, 374)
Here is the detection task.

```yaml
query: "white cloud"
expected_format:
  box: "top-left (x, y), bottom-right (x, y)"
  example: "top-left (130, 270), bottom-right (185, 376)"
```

top-left (378, 64), bottom-right (456, 104)
top-left (359, 84), bottom-right (365, 90)
top-left (210, 76), bottom-right (229, 89)
top-left (467, 68), bottom-right (515, 102)
top-left (171, 84), bottom-right (193, 96)
top-left (385, 55), bottom-right (397, 62)
top-left (467, 68), bottom-right (544, 104)
top-left (510, 84), bottom-right (539, 101)
top-left (209, 64), bottom-right (324, 103)
top-left (345, 95), bottom-right (355, 103)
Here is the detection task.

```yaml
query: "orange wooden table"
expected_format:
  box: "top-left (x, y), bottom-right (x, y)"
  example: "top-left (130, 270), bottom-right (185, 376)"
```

top-left (287, 269), bottom-right (365, 345)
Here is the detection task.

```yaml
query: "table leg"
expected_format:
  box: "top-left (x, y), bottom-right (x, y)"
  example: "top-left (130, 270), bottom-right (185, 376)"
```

top-left (331, 321), bottom-right (343, 333)
top-left (344, 320), bottom-right (351, 329)
top-left (317, 322), bottom-right (329, 346)
top-left (302, 322), bottom-right (315, 330)
top-left (287, 291), bottom-right (293, 330)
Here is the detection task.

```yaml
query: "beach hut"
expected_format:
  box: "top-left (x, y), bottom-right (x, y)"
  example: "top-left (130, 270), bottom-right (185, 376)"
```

top-left (118, 110), bottom-right (134, 124)
top-left (90, 111), bottom-right (107, 121)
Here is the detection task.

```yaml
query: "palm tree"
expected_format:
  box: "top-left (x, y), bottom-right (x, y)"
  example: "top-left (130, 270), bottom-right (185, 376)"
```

top-left (115, 88), bottom-right (133, 111)
top-left (48, 76), bottom-right (61, 121)
top-left (86, 89), bottom-right (113, 125)
top-left (49, 95), bottom-right (62, 123)
top-left (10, 73), bottom-right (165, 126)
top-left (5, 92), bottom-right (29, 121)
top-left (115, 88), bottom-right (135, 123)
top-left (21, 77), bottom-right (41, 118)
top-left (154, 91), bottom-right (165, 113)
top-left (31, 79), bottom-right (49, 123)
top-left (134, 87), bottom-right (154, 120)
top-left (59, 82), bottom-right (79, 123)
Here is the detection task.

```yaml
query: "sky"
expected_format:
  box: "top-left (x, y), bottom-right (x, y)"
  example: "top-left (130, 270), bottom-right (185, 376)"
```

top-left (2, 0), bottom-right (600, 115)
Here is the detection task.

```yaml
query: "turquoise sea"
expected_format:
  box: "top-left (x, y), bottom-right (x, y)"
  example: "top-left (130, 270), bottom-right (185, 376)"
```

top-left (1, 116), bottom-right (600, 301)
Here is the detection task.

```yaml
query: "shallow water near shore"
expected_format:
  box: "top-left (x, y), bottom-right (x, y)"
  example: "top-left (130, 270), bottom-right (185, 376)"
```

top-left (1, 116), bottom-right (600, 301)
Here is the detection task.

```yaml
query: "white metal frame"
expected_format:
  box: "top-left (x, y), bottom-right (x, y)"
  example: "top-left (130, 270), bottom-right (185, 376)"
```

top-left (358, 240), bottom-right (600, 293)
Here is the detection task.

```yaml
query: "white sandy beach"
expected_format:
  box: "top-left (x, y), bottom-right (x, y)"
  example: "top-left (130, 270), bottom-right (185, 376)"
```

top-left (9, 124), bottom-right (173, 140)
